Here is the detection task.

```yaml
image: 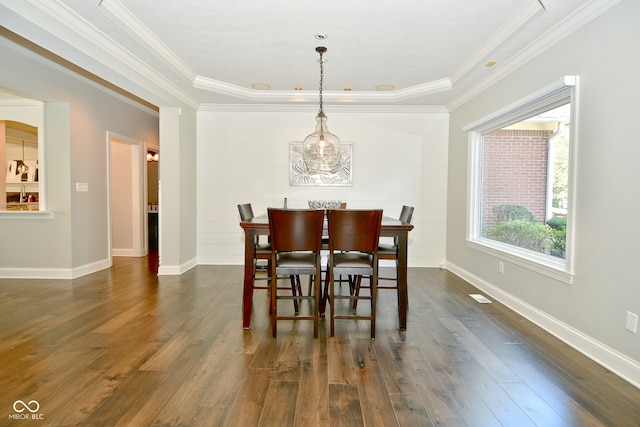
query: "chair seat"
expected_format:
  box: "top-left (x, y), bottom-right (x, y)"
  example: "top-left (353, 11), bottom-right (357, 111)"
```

top-left (377, 243), bottom-right (397, 256)
top-left (256, 243), bottom-right (271, 254)
top-left (333, 253), bottom-right (374, 272)
top-left (276, 252), bottom-right (318, 270)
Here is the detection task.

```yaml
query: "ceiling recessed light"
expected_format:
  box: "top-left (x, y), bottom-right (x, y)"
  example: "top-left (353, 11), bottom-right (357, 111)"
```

top-left (314, 33), bottom-right (327, 40)
top-left (251, 83), bottom-right (271, 90)
top-left (375, 84), bottom-right (394, 91)
top-left (343, 87), bottom-right (351, 91)
top-left (485, 60), bottom-right (498, 67)
top-left (294, 87), bottom-right (303, 91)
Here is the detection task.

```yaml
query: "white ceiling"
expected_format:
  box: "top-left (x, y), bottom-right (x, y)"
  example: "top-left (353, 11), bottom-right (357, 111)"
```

top-left (0, 0), bottom-right (619, 109)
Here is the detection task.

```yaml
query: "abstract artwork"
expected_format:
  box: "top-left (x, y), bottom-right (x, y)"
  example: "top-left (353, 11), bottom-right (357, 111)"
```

top-left (289, 141), bottom-right (352, 186)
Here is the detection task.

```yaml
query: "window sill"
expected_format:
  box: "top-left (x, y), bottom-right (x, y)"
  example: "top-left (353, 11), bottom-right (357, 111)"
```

top-left (467, 237), bottom-right (573, 284)
top-left (0, 210), bottom-right (55, 219)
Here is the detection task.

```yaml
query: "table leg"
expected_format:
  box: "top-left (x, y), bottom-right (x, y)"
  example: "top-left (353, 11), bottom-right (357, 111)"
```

top-left (243, 231), bottom-right (256, 329)
top-left (396, 231), bottom-right (409, 330)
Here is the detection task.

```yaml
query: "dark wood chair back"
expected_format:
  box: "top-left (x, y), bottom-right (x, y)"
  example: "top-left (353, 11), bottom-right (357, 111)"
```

top-left (268, 208), bottom-right (324, 253)
top-left (327, 209), bottom-right (383, 253)
top-left (267, 208), bottom-right (325, 338)
top-left (237, 203), bottom-right (254, 221)
top-left (399, 205), bottom-right (414, 224)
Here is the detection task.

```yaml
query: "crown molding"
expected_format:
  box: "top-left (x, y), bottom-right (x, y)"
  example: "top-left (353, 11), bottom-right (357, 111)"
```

top-left (447, 0), bottom-right (624, 111)
top-left (0, 0), bottom-right (198, 109)
top-left (194, 75), bottom-right (452, 104)
top-left (449, 1), bottom-right (544, 85)
top-left (98, 0), bottom-right (197, 83)
top-left (198, 103), bottom-right (447, 114)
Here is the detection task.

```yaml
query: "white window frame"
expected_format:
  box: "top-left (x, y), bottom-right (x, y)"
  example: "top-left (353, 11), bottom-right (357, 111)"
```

top-left (463, 76), bottom-right (578, 284)
top-left (0, 96), bottom-right (54, 219)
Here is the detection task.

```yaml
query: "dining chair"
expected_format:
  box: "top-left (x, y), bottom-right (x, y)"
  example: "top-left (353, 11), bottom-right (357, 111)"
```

top-left (326, 209), bottom-right (382, 339)
top-left (238, 203), bottom-right (271, 290)
top-left (352, 205), bottom-right (414, 312)
top-left (378, 205), bottom-right (414, 287)
top-left (268, 208), bottom-right (324, 338)
top-left (239, 203), bottom-right (306, 315)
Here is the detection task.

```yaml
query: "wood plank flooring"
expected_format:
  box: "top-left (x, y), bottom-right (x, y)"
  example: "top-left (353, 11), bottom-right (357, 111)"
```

top-left (1, 255), bottom-right (639, 426)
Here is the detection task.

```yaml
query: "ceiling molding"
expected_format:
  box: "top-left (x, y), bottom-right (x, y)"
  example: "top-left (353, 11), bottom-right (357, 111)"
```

top-left (198, 103), bottom-right (447, 114)
top-left (449, 1), bottom-right (545, 85)
top-left (194, 75), bottom-right (452, 104)
top-left (2, 0), bottom-right (618, 111)
top-left (0, 0), bottom-right (198, 109)
top-left (98, 0), bottom-right (197, 83)
top-left (446, 0), bottom-right (624, 112)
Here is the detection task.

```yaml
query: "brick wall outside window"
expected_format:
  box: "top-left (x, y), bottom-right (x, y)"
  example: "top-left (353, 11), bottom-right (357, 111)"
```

top-left (482, 129), bottom-right (552, 230)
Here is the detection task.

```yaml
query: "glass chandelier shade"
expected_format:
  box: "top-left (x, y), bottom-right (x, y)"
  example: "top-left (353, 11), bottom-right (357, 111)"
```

top-left (17, 140), bottom-right (29, 174)
top-left (303, 46), bottom-right (341, 174)
top-left (303, 112), bottom-right (341, 173)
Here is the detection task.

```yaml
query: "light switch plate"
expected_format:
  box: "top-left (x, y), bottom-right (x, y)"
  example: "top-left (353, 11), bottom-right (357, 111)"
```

top-left (626, 311), bottom-right (638, 333)
top-left (75, 182), bottom-right (89, 192)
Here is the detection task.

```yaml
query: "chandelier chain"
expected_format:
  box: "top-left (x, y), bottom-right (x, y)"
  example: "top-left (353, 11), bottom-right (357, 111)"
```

top-left (318, 49), bottom-right (324, 114)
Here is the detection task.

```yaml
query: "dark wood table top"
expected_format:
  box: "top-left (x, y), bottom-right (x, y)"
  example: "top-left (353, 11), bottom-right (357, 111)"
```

top-left (240, 213), bottom-right (414, 232)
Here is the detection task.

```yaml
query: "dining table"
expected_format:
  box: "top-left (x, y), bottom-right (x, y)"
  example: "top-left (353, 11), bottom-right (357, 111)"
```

top-left (239, 211), bottom-right (414, 330)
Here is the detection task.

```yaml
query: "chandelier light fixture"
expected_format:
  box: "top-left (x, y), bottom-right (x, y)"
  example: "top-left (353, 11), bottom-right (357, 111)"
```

top-left (17, 139), bottom-right (29, 174)
top-left (303, 46), bottom-right (341, 174)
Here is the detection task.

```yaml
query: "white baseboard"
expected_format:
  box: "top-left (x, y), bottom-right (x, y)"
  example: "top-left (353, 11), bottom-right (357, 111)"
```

top-left (72, 258), bottom-right (111, 278)
top-left (112, 248), bottom-right (135, 257)
top-left (0, 258), bottom-right (110, 279)
top-left (445, 261), bottom-right (640, 389)
top-left (158, 256), bottom-right (197, 276)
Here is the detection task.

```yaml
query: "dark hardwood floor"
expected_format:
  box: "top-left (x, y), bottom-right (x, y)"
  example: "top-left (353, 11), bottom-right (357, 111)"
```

top-left (1, 255), bottom-right (639, 426)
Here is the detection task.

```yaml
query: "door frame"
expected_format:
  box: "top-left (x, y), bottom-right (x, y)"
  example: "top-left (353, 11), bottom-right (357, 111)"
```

top-left (107, 131), bottom-right (148, 263)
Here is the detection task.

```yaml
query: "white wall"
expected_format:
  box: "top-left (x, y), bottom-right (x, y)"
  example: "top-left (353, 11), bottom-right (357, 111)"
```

top-left (196, 107), bottom-right (449, 267)
top-left (158, 106), bottom-right (198, 275)
top-left (446, 0), bottom-right (640, 386)
top-left (0, 30), bottom-right (159, 277)
top-left (109, 141), bottom-right (133, 254)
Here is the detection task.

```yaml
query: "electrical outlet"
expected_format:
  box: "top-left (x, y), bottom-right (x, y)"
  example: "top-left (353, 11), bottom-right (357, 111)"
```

top-left (498, 262), bottom-right (504, 274)
top-left (626, 311), bottom-right (638, 334)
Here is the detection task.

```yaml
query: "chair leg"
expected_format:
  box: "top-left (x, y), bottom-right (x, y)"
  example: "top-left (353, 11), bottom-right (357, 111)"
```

top-left (320, 268), bottom-right (329, 317)
top-left (371, 274), bottom-right (377, 340)
top-left (271, 268), bottom-right (277, 339)
top-left (329, 267), bottom-right (335, 337)
top-left (351, 275), bottom-right (363, 312)
top-left (313, 273), bottom-right (319, 338)
top-left (290, 275), bottom-right (299, 313)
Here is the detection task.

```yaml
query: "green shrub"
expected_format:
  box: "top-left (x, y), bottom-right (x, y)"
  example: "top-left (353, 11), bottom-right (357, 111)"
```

top-left (491, 220), bottom-right (553, 254)
top-left (493, 204), bottom-right (536, 225)
top-left (546, 216), bottom-right (566, 230)
top-left (546, 216), bottom-right (567, 253)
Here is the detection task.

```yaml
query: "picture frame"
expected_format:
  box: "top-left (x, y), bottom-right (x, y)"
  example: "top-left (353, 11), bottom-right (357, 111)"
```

top-left (289, 141), bottom-right (352, 186)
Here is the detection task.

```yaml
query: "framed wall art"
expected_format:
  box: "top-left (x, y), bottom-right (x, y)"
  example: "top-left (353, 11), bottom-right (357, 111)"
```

top-left (289, 141), bottom-right (352, 186)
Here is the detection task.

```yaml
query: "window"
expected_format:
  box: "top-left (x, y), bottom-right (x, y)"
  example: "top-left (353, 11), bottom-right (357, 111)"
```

top-left (3, 121), bottom-right (39, 210)
top-left (464, 77), bottom-right (576, 283)
top-left (0, 88), bottom-right (45, 215)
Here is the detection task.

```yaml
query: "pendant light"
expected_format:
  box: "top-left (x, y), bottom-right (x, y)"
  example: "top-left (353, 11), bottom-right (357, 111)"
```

top-left (303, 46), bottom-right (341, 174)
top-left (17, 139), bottom-right (29, 174)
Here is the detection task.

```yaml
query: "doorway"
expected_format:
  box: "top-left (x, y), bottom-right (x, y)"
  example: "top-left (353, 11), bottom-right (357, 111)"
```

top-left (108, 132), bottom-right (147, 260)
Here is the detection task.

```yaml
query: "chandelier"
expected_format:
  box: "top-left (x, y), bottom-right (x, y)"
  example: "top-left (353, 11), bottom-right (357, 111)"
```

top-left (302, 46), bottom-right (341, 174)
top-left (17, 139), bottom-right (29, 174)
